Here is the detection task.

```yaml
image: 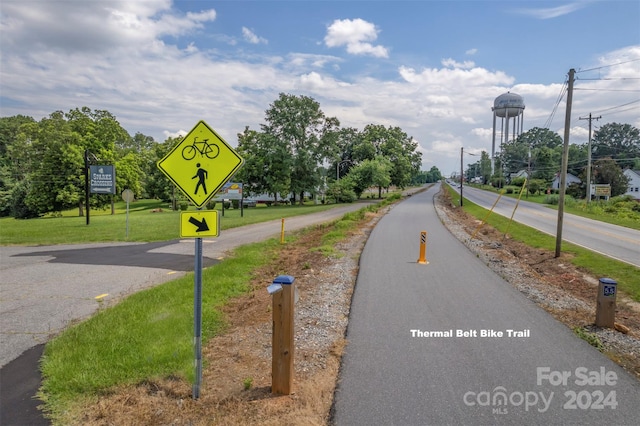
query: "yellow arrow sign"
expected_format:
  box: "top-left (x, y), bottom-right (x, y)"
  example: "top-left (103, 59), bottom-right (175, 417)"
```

top-left (180, 211), bottom-right (220, 238)
top-left (157, 121), bottom-right (244, 208)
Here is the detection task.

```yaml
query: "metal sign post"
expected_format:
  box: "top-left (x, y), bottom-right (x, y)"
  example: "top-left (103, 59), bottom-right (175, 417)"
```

top-left (121, 189), bottom-right (134, 239)
top-left (156, 120), bottom-right (244, 400)
top-left (193, 234), bottom-right (204, 399)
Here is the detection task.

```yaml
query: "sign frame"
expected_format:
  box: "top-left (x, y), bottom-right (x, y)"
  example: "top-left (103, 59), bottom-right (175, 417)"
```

top-left (180, 211), bottom-right (220, 238)
top-left (157, 121), bottom-right (244, 208)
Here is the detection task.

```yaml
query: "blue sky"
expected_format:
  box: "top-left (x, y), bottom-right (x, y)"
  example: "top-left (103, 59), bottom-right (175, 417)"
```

top-left (1, 0), bottom-right (639, 175)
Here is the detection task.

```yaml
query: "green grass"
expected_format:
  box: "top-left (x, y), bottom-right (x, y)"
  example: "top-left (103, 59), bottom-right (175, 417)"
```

top-left (38, 238), bottom-right (278, 422)
top-left (573, 327), bottom-right (604, 351)
top-left (0, 200), bottom-right (343, 245)
top-left (447, 185), bottom-right (640, 302)
top-left (35, 195), bottom-right (401, 424)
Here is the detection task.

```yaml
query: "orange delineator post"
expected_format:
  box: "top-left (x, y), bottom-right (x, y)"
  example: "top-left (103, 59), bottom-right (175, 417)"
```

top-left (417, 231), bottom-right (428, 264)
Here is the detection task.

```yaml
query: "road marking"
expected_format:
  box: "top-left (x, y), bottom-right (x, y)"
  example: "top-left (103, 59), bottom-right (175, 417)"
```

top-left (94, 293), bottom-right (108, 300)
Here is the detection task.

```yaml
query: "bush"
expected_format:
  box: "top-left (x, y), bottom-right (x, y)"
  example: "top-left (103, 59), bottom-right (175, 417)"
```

top-left (11, 180), bottom-right (40, 219)
top-left (231, 199), bottom-right (240, 209)
top-left (179, 202), bottom-right (189, 211)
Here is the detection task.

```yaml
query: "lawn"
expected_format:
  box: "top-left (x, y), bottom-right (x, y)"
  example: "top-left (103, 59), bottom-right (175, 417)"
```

top-left (0, 200), bottom-right (342, 245)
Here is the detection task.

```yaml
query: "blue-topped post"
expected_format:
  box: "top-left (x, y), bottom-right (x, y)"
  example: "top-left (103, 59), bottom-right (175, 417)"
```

top-left (269, 275), bottom-right (295, 394)
top-left (595, 278), bottom-right (617, 328)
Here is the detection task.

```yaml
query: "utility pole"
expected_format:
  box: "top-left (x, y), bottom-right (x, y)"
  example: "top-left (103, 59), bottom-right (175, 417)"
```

top-left (555, 68), bottom-right (575, 258)
top-left (579, 113), bottom-right (601, 203)
top-left (460, 147), bottom-right (464, 207)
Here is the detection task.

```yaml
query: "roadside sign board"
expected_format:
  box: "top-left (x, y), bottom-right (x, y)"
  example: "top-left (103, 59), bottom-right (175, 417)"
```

top-left (90, 165), bottom-right (116, 194)
top-left (157, 121), bottom-right (244, 208)
top-left (212, 182), bottom-right (243, 200)
top-left (180, 211), bottom-right (220, 238)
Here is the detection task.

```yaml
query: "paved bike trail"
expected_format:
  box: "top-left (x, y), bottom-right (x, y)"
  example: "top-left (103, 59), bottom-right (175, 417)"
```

top-left (332, 184), bottom-right (640, 425)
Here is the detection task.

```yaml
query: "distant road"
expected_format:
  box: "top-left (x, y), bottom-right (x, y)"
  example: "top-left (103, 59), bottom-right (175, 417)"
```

top-left (458, 185), bottom-right (640, 268)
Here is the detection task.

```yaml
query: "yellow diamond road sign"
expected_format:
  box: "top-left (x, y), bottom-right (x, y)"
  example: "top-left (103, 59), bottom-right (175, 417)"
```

top-left (158, 120), bottom-right (244, 208)
top-left (180, 211), bottom-right (219, 238)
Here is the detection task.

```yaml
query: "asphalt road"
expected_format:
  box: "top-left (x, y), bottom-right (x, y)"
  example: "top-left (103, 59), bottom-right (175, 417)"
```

top-left (459, 185), bottom-right (640, 268)
top-left (0, 200), bottom-right (378, 425)
top-left (332, 184), bottom-right (640, 425)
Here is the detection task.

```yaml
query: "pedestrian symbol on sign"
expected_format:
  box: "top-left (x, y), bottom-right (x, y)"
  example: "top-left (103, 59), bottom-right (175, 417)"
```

top-left (192, 163), bottom-right (208, 195)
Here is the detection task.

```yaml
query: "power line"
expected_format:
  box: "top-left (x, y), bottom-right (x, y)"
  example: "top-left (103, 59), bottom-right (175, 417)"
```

top-left (543, 78), bottom-right (568, 129)
top-left (576, 77), bottom-right (640, 81)
top-left (575, 88), bottom-right (640, 92)
top-left (576, 58), bottom-right (640, 74)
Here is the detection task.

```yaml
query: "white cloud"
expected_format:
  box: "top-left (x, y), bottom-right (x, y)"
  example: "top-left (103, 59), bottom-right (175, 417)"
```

top-left (242, 27), bottom-right (267, 44)
top-left (324, 18), bottom-right (389, 58)
top-left (466, 48), bottom-right (478, 56)
top-left (441, 58), bottom-right (476, 69)
top-left (0, 1), bottom-right (637, 175)
top-left (0, 1), bottom-right (216, 52)
top-left (514, 2), bottom-right (585, 19)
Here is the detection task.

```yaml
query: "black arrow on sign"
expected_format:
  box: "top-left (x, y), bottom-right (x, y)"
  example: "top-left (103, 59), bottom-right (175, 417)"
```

top-left (189, 216), bottom-right (209, 232)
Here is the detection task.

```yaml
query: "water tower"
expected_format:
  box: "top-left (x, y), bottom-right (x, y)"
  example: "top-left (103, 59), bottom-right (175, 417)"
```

top-left (491, 92), bottom-right (525, 175)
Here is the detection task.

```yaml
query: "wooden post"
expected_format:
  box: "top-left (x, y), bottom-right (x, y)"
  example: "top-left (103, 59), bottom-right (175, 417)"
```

top-left (271, 275), bottom-right (295, 394)
top-left (595, 278), bottom-right (617, 328)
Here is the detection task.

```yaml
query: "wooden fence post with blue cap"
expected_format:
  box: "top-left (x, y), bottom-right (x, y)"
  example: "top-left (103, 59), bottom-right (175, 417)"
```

top-left (595, 277), bottom-right (617, 328)
top-left (270, 275), bottom-right (295, 394)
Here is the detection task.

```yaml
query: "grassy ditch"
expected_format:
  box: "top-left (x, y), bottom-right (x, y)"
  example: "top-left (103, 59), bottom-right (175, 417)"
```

top-left (37, 193), bottom-right (402, 424)
top-left (446, 185), bottom-right (640, 302)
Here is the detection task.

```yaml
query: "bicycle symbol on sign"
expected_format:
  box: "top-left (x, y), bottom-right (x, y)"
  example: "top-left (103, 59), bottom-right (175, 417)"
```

top-left (181, 137), bottom-right (220, 160)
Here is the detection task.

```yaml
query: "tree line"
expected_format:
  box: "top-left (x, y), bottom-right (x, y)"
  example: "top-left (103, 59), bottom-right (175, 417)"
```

top-left (464, 123), bottom-right (640, 198)
top-left (0, 94), bottom-right (428, 218)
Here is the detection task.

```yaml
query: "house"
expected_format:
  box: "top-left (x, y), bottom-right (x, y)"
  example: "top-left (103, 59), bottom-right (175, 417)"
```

top-left (508, 170), bottom-right (529, 182)
top-left (623, 169), bottom-right (640, 200)
top-left (551, 173), bottom-right (581, 189)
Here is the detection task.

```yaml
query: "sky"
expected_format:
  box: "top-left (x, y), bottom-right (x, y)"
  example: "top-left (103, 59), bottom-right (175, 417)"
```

top-left (1, 0), bottom-right (639, 176)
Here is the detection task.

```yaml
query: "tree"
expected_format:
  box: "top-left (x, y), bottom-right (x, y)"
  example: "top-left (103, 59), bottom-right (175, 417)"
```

top-left (592, 123), bottom-right (640, 169)
top-left (146, 137), bottom-right (180, 204)
top-left (357, 124), bottom-right (421, 189)
top-left (0, 115), bottom-right (36, 216)
top-left (236, 128), bottom-right (291, 202)
top-left (500, 127), bottom-right (563, 180)
top-left (261, 93), bottom-right (340, 204)
top-left (593, 157), bottom-right (629, 197)
top-left (116, 153), bottom-right (144, 197)
top-left (348, 157), bottom-right (392, 198)
top-left (24, 112), bottom-right (84, 215)
top-left (326, 177), bottom-right (357, 203)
